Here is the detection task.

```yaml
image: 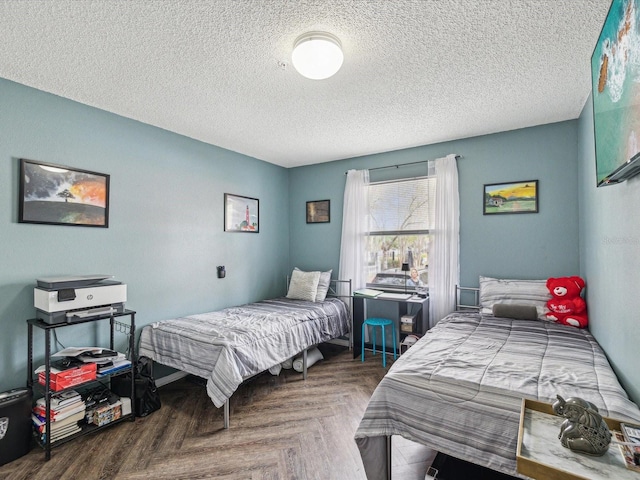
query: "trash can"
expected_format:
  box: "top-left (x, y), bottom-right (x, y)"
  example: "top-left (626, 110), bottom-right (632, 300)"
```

top-left (0, 388), bottom-right (32, 466)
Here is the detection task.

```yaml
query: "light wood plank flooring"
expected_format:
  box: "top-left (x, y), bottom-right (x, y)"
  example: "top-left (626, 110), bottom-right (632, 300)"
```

top-left (0, 345), bottom-right (435, 480)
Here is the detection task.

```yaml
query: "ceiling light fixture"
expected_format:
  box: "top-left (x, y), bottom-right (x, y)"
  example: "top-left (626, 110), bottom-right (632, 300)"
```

top-left (292, 31), bottom-right (343, 80)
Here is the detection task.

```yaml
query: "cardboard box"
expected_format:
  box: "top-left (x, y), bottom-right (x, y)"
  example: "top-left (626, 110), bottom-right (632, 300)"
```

top-left (38, 363), bottom-right (97, 392)
top-left (400, 323), bottom-right (414, 333)
top-left (400, 313), bottom-right (416, 333)
top-left (400, 313), bottom-right (416, 323)
top-left (90, 401), bottom-right (122, 427)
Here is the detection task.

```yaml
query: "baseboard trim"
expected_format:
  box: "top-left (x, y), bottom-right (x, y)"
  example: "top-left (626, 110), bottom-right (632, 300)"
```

top-left (155, 371), bottom-right (188, 388)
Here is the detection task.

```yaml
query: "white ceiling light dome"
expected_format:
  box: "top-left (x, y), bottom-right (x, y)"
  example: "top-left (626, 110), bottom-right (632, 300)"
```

top-left (292, 31), bottom-right (343, 80)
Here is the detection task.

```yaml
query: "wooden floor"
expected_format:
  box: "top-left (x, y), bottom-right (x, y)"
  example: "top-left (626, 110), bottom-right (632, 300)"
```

top-left (0, 345), bottom-right (435, 480)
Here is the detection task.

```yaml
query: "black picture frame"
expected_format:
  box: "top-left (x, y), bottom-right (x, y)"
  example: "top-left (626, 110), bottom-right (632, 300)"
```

top-left (306, 199), bottom-right (330, 223)
top-left (483, 180), bottom-right (538, 215)
top-left (18, 158), bottom-right (110, 227)
top-left (224, 193), bottom-right (259, 232)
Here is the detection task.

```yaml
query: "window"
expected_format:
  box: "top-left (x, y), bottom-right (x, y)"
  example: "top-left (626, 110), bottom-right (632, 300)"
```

top-left (366, 176), bottom-right (434, 291)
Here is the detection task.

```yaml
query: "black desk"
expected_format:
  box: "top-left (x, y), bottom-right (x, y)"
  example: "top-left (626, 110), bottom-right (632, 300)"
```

top-left (353, 293), bottom-right (429, 359)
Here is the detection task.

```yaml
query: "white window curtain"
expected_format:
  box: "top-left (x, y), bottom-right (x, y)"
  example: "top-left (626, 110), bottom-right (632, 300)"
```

top-left (428, 154), bottom-right (460, 327)
top-left (338, 169), bottom-right (370, 297)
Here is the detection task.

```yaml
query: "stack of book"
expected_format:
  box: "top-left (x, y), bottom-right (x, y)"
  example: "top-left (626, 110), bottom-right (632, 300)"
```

top-left (32, 390), bottom-right (86, 443)
top-left (96, 358), bottom-right (132, 377)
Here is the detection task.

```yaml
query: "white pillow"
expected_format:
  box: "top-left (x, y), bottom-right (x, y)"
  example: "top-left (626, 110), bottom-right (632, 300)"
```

top-left (287, 269), bottom-right (321, 302)
top-left (315, 269), bottom-right (332, 302)
top-left (479, 276), bottom-right (551, 319)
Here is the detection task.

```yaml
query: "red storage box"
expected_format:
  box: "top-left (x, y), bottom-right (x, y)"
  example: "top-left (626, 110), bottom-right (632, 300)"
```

top-left (38, 363), bottom-right (97, 391)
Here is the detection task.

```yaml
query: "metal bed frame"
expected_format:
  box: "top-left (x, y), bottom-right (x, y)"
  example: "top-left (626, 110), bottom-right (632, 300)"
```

top-left (220, 277), bottom-right (352, 429)
top-left (455, 285), bottom-right (480, 311)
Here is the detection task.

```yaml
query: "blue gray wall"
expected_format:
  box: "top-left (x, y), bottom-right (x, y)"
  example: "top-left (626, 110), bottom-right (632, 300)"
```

top-left (289, 121), bottom-right (581, 288)
top-left (0, 79), bottom-right (290, 392)
top-left (578, 95), bottom-right (640, 404)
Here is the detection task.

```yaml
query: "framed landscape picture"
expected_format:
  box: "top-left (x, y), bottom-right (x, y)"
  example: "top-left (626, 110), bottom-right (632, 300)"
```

top-left (19, 158), bottom-right (110, 227)
top-left (224, 193), bottom-right (259, 232)
top-left (306, 199), bottom-right (330, 223)
top-left (483, 180), bottom-right (538, 215)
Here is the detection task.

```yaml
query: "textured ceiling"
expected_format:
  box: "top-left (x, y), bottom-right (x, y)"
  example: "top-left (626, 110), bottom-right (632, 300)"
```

top-left (0, 1), bottom-right (611, 168)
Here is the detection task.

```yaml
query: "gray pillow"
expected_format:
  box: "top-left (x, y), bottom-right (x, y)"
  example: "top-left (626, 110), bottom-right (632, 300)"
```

top-left (287, 269), bottom-right (320, 302)
top-left (492, 303), bottom-right (539, 321)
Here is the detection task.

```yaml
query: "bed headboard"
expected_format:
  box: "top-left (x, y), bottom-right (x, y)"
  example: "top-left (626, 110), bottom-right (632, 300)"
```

top-left (456, 285), bottom-right (480, 311)
top-left (327, 278), bottom-right (352, 299)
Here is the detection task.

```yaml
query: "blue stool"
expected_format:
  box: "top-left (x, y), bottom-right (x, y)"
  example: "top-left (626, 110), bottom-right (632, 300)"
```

top-left (361, 318), bottom-right (397, 367)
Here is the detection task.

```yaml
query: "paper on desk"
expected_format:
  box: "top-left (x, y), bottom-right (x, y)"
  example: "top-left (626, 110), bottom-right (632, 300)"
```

top-left (377, 292), bottom-right (412, 300)
top-left (354, 288), bottom-right (383, 298)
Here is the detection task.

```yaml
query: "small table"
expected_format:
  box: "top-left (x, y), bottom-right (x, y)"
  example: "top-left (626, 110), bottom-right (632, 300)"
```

top-left (352, 293), bottom-right (428, 360)
top-left (517, 399), bottom-right (639, 480)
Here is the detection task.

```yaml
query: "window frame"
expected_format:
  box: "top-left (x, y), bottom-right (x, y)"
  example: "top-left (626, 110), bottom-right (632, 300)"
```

top-left (365, 175), bottom-right (433, 292)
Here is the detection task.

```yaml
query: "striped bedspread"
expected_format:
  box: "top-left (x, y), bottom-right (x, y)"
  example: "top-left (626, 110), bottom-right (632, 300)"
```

top-left (139, 297), bottom-right (349, 407)
top-left (355, 312), bottom-right (640, 479)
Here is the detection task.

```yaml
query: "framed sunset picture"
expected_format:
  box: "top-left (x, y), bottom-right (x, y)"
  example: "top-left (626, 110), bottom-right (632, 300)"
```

top-left (483, 180), bottom-right (538, 215)
top-left (19, 158), bottom-right (110, 227)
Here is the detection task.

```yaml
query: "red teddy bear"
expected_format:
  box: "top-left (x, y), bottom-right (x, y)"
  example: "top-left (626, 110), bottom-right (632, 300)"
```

top-left (545, 276), bottom-right (588, 328)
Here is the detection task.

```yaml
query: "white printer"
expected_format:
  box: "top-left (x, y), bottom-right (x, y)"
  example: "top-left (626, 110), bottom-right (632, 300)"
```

top-left (34, 274), bottom-right (127, 324)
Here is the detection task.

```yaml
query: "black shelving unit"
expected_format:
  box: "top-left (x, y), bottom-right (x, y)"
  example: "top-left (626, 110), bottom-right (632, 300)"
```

top-left (27, 310), bottom-right (136, 460)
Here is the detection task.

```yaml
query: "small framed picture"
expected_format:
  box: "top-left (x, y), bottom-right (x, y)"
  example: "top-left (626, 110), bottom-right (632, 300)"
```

top-left (483, 180), bottom-right (538, 215)
top-left (18, 158), bottom-right (110, 227)
top-left (224, 193), bottom-right (259, 232)
top-left (306, 200), bottom-right (330, 223)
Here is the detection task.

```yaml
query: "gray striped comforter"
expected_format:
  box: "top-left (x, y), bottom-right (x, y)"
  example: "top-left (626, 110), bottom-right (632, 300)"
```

top-left (139, 297), bottom-right (349, 407)
top-left (355, 312), bottom-right (640, 479)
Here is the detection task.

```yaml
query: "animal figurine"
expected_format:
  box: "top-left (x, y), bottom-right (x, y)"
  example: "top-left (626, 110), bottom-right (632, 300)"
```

top-left (552, 394), bottom-right (611, 456)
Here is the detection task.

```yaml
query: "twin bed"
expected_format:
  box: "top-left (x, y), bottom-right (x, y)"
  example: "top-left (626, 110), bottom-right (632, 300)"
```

top-left (139, 271), bottom-right (351, 428)
top-left (355, 277), bottom-right (640, 479)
